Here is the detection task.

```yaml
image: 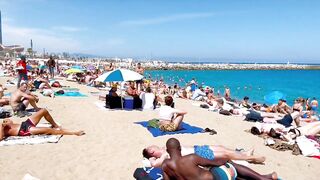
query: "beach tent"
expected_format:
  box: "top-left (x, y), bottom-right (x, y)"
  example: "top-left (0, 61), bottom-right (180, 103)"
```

top-left (95, 68), bottom-right (144, 108)
top-left (264, 91), bottom-right (286, 105)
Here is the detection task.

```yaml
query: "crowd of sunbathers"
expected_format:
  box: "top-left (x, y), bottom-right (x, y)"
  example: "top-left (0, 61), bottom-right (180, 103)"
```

top-left (0, 56), bottom-right (86, 141)
top-left (1, 55), bottom-right (318, 179)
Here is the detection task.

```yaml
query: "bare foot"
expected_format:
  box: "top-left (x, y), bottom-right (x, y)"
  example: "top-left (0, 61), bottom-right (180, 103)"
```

top-left (265, 172), bottom-right (278, 180)
top-left (75, 131), bottom-right (85, 136)
top-left (249, 156), bottom-right (266, 164)
top-left (272, 172), bottom-right (278, 180)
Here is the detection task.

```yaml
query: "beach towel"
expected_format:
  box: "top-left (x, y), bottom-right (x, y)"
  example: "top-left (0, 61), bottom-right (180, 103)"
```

top-left (135, 121), bottom-right (203, 137)
top-left (0, 135), bottom-right (62, 146)
top-left (296, 136), bottom-right (320, 157)
top-left (55, 91), bottom-right (87, 97)
top-left (133, 167), bottom-right (163, 180)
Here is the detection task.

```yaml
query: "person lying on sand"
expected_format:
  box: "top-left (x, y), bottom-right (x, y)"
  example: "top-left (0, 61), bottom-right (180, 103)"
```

top-left (251, 121), bottom-right (320, 143)
top-left (143, 143), bottom-right (266, 167)
top-left (0, 108), bottom-right (85, 140)
top-left (10, 82), bottom-right (41, 116)
top-left (162, 138), bottom-right (278, 180)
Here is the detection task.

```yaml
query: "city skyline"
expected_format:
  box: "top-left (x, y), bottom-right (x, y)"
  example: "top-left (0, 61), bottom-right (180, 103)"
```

top-left (0, 0), bottom-right (320, 63)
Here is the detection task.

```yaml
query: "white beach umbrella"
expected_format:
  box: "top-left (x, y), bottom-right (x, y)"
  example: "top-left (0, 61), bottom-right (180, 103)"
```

top-left (95, 68), bottom-right (143, 82)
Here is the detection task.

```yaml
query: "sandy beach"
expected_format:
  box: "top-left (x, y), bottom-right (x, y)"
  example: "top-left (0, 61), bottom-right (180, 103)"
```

top-left (0, 77), bottom-right (319, 180)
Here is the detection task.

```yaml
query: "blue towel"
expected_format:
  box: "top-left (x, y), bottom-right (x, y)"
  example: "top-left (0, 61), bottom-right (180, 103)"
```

top-left (145, 167), bottom-right (163, 180)
top-left (55, 91), bottom-right (87, 97)
top-left (135, 121), bottom-right (203, 137)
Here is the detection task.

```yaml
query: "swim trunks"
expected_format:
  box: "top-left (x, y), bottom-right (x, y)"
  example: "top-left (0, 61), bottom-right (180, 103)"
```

top-left (159, 123), bottom-right (177, 132)
top-left (277, 114), bottom-right (293, 128)
top-left (33, 80), bottom-right (42, 89)
top-left (18, 119), bottom-right (35, 136)
top-left (210, 163), bottom-right (237, 180)
top-left (194, 145), bottom-right (214, 160)
top-left (13, 102), bottom-right (27, 112)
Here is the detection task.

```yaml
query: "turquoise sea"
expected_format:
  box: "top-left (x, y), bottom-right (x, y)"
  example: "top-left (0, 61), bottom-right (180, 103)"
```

top-left (146, 70), bottom-right (320, 106)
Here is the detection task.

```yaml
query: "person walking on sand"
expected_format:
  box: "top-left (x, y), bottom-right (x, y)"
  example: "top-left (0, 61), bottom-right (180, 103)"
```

top-left (16, 55), bottom-right (28, 88)
top-left (0, 108), bottom-right (85, 140)
top-left (47, 56), bottom-right (56, 78)
top-left (135, 62), bottom-right (144, 91)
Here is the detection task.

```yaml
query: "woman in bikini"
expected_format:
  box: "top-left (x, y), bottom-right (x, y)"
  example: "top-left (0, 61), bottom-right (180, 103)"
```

top-left (0, 108), bottom-right (85, 140)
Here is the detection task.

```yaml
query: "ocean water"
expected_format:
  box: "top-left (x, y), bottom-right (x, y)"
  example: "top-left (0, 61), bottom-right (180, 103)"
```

top-left (146, 70), bottom-right (320, 106)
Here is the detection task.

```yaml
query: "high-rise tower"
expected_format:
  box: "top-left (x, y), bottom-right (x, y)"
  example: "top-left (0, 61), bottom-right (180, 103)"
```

top-left (0, 11), bottom-right (2, 44)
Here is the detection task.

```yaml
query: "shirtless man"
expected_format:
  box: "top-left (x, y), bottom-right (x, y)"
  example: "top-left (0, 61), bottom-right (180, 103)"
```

top-left (0, 108), bottom-right (85, 140)
top-left (162, 138), bottom-right (277, 180)
top-left (143, 143), bottom-right (265, 167)
top-left (10, 82), bottom-right (40, 115)
top-left (135, 63), bottom-right (144, 90)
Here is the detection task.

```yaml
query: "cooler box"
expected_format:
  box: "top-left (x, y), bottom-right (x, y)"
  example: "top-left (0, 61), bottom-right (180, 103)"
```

top-left (124, 96), bottom-right (134, 109)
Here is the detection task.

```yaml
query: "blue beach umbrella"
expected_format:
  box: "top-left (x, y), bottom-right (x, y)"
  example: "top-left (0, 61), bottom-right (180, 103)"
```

top-left (26, 65), bottom-right (33, 71)
top-left (264, 91), bottom-right (286, 105)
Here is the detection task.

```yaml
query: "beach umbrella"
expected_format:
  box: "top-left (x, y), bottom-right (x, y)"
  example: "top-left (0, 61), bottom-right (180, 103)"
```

top-left (39, 65), bottom-right (47, 70)
top-left (95, 68), bottom-right (143, 82)
top-left (71, 65), bottom-right (85, 70)
top-left (65, 68), bottom-right (84, 74)
top-left (26, 65), bottom-right (33, 71)
top-left (87, 65), bottom-right (96, 71)
top-left (95, 68), bottom-right (144, 109)
top-left (264, 91), bottom-right (286, 105)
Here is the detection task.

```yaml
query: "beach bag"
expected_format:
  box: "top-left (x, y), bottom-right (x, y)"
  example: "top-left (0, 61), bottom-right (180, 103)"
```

top-left (219, 109), bottom-right (232, 116)
top-left (133, 168), bottom-right (152, 180)
top-left (0, 108), bottom-right (11, 118)
top-left (245, 110), bottom-right (263, 122)
top-left (52, 82), bottom-right (60, 87)
top-left (147, 119), bottom-right (160, 128)
top-left (56, 90), bottom-right (65, 95)
top-left (200, 104), bottom-right (209, 109)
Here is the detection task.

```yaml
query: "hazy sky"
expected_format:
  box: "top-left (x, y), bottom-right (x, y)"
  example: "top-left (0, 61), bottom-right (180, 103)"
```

top-left (1, 0), bottom-right (320, 63)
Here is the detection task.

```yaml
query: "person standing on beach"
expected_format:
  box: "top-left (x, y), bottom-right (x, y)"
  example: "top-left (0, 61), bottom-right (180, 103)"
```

top-left (47, 56), bottom-right (56, 78)
top-left (189, 78), bottom-right (197, 92)
top-left (310, 98), bottom-right (318, 115)
top-left (16, 55), bottom-right (28, 88)
top-left (135, 63), bottom-right (144, 91)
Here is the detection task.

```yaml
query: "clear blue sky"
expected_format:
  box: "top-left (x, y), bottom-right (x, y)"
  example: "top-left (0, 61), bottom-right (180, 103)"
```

top-left (1, 0), bottom-right (320, 63)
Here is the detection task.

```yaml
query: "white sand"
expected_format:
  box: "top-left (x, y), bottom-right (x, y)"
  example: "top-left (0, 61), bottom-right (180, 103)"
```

top-left (0, 77), bottom-right (319, 180)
